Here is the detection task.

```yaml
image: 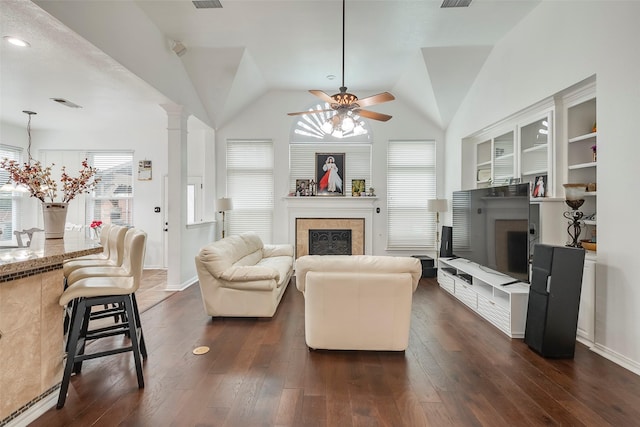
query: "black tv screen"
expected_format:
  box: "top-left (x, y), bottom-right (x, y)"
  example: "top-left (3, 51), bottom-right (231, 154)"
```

top-left (451, 183), bottom-right (531, 283)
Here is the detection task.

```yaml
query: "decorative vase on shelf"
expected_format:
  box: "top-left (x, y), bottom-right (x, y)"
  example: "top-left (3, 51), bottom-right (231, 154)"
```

top-left (42, 202), bottom-right (68, 239)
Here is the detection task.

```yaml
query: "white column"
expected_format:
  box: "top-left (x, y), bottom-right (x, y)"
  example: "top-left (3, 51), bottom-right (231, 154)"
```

top-left (161, 103), bottom-right (189, 289)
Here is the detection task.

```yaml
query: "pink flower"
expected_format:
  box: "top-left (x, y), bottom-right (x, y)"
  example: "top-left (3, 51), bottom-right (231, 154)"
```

top-left (591, 145), bottom-right (597, 152)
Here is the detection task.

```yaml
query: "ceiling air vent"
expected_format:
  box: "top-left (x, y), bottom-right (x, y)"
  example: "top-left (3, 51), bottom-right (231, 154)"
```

top-left (50, 98), bottom-right (82, 108)
top-left (441, 0), bottom-right (472, 7)
top-left (192, 0), bottom-right (222, 8)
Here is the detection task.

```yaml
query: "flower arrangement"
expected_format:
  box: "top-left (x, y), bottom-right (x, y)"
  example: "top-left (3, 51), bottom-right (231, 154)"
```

top-left (591, 144), bottom-right (597, 162)
top-left (0, 158), bottom-right (100, 203)
top-left (90, 220), bottom-right (103, 239)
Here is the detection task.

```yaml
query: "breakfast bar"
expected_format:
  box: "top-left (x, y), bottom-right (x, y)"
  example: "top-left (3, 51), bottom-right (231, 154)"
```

top-left (0, 234), bottom-right (102, 425)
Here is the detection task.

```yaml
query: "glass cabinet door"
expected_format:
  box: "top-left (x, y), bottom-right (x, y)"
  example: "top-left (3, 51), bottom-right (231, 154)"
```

top-left (476, 139), bottom-right (491, 188)
top-left (520, 113), bottom-right (552, 196)
top-left (493, 131), bottom-right (515, 185)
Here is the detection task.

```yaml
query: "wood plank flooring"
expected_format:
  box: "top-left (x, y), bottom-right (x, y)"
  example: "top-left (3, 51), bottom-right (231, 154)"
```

top-left (31, 278), bottom-right (640, 426)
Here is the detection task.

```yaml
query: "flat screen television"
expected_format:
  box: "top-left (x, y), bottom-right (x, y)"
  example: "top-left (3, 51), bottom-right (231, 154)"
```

top-left (451, 183), bottom-right (531, 283)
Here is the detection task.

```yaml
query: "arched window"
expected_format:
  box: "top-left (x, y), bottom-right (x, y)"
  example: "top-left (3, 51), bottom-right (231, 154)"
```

top-left (290, 102), bottom-right (372, 143)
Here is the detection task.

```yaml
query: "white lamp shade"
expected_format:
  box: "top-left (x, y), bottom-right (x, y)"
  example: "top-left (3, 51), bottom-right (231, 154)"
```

top-left (216, 197), bottom-right (233, 212)
top-left (427, 198), bottom-right (448, 213)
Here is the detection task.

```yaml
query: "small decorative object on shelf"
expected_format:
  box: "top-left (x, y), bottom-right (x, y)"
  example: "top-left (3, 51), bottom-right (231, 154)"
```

top-left (592, 122), bottom-right (597, 133)
top-left (591, 144), bottom-right (597, 162)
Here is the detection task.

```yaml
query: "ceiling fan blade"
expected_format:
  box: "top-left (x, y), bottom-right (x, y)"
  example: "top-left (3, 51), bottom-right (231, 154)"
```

top-left (309, 90), bottom-right (337, 104)
top-left (354, 92), bottom-right (395, 108)
top-left (287, 109), bottom-right (334, 116)
top-left (355, 109), bottom-right (393, 122)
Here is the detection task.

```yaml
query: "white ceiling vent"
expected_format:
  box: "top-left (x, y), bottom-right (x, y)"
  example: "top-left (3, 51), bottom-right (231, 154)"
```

top-left (441, 0), bottom-right (472, 7)
top-left (192, 0), bottom-right (222, 8)
top-left (51, 98), bottom-right (82, 108)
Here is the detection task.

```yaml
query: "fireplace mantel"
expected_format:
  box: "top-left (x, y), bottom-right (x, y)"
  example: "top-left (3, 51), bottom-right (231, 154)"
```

top-left (284, 196), bottom-right (378, 255)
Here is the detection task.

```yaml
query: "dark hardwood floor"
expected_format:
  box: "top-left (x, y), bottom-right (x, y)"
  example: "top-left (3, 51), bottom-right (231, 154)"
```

top-left (31, 278), bottom-right (640, 426)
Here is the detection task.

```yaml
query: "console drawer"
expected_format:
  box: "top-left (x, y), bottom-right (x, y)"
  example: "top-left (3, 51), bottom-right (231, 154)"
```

top-left (438, 271), bottom-right (455, 294)
top-left (454, 281), bottom-right (477, 310)
top-left (477, 295), bottom-right (510, 333)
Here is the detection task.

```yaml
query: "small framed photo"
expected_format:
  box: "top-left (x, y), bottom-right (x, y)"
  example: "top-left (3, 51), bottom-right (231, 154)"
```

top-left (295, 179), bottom-right (310, 196)
top-left (137, 160), bottom-right (152, 181)
top-left (352, 179), bottom-right (365, 196)
top-left (316, 153), bottom-right (345, 196)
top-left (532, 175), bottom-right (547, 197)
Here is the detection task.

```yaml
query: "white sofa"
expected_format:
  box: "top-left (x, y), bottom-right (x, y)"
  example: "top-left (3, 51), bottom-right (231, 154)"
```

top-left (295, 255), bottom-right (422, 351)
top-left (195, 232), bottom-right (294, 317)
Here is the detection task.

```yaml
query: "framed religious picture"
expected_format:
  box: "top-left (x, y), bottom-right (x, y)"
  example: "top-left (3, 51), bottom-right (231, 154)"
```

top-left (532, 175), bottom-right (547, 198)
top-left (315, 153), bottom-right (345, 196)
top-left (352, 179), bottom-right (365, 197)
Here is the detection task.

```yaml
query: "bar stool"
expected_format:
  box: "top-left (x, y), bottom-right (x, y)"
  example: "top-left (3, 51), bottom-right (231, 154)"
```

top-left (66, 223), bottom-right (113, 262)
top-left (56, 228), bottom-right (147, 409)
top-left (63, 225), bottom-right (126, 282)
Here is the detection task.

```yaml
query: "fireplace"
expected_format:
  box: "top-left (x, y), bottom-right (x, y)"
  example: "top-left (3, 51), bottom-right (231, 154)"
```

top-left (296, 218), bottom-right (364, 258)
top-left (309, 229), bottom-right (352, 255)
top-left (286, 197), bottom-right (375, 256)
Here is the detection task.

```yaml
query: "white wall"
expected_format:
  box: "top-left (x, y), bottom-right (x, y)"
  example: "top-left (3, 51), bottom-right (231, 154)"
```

top-left (216, 89), bottom-right (445, 255)
top-left (445, 1), bottom-right (640, 373)
top-left (31, 110), bottom-right (168, 268)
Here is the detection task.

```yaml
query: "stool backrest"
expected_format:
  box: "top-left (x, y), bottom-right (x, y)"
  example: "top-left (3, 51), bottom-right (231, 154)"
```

top-left (14, 228), bottom-right (43, 247)
top-left (97, 223), bottom-right (112, 256)
top-left (121, 228), bottom-right (147, 292)
top-left (107, 225), bottom-right (128, 266)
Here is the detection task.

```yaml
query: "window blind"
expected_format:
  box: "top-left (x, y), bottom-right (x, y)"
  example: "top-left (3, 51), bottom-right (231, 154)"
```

top-left (387, 140), bottom-right (436, 248)
top-left (289, 143), bottom-right (371, 194)
top-left (227, 140), bottom-right (273, 242)
top-left (0, 145), bottom-right (23, 242)
top-left (86, 152), bottom-right (134, 226)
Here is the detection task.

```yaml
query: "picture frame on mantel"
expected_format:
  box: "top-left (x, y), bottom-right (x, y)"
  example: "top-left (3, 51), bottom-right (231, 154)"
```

top-left (315, 153), bottom-right (345, 196)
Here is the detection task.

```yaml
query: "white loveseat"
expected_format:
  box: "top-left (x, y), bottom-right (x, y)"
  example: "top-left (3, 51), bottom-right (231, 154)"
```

top-left (295, 255), bottom-right (422, 351)
top-left (195, 232), bottom-right (294, 317)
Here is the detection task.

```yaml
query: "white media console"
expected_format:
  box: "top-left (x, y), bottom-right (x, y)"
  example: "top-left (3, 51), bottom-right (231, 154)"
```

top-left (437, 258), bottom-right (530, 338)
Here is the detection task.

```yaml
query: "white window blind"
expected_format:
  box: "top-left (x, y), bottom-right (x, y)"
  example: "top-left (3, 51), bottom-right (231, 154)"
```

top-left (86, 152), bottom-right (134, 226)
top-left (387, 140), bottom-right (436, 248)
top-left (227, 140), bottom-right (273, 242)
top-left (289, 143), bottom-right (371, 194)
top-left (0, 145), bottom-right (24, 242)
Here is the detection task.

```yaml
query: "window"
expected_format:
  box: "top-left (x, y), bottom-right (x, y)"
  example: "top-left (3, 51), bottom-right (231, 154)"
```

top-left (226, 140), bottom-right (273, 242)
top-left (451, 190), bottom-right (471, 250)
top-left (387, 140), bottom-right (437, 248)
top-left (187, 176), bottom-right (203, 224)
top-left (86, 152), bottom-right (134, 226)
top-left (0, 145), bottom-right (24, 243)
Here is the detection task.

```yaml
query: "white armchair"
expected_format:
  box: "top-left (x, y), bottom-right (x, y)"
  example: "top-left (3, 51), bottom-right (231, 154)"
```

top-left (295, 255), bottom-right (422, 351)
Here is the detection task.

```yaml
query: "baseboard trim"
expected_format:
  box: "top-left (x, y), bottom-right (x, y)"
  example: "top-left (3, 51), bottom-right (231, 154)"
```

top-left (165, 275), bottom-right (198, 291)
top-left (591, 343), bottom-right (640, 376)
top-left (3, 388), bottom-right (57, 427)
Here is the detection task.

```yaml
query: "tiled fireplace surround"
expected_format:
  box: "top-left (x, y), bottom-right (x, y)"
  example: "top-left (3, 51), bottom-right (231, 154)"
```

top-left (285, 197), bottom-right (377, 258)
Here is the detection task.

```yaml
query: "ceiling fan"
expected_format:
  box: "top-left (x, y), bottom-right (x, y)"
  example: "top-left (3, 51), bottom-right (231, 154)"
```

top-left (287, 0), bottom-right (395, 124)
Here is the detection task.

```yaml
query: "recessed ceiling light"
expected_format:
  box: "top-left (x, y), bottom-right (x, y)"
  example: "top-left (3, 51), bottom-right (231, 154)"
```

top-left (51, 98), bottom-right (82, 109)
top-left (3, 36), bottom-right (30, 48)
top-left (327, 74), bottom-right (336, 80)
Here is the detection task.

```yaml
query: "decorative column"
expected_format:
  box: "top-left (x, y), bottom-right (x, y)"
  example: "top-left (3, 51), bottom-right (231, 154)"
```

top-left (161, 103), bottom-right (189, 289)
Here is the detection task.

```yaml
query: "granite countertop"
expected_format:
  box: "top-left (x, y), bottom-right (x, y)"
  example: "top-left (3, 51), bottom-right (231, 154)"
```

top-left (0, 232), bottom-right (103, 278)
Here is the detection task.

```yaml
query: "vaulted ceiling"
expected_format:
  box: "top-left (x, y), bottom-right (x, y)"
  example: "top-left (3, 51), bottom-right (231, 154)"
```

top-left (1, 0), bottom-right (542, 132)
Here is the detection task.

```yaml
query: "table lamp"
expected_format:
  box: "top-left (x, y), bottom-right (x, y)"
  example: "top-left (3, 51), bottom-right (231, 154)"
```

top-left (427, 198), bottom-right (448, 263)
top-left (216, 197), bottom-right (233, 239)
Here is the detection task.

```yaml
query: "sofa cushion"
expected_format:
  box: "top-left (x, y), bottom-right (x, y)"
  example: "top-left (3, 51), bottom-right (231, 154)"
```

top-left (198, 232), bottom-right (264, 277)
top-left (295, 255), bottom-right (422, 292)
top-left (219, 265), bottom-right (280, 282)
top-left (259, 256), bottom-right (294, 288)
